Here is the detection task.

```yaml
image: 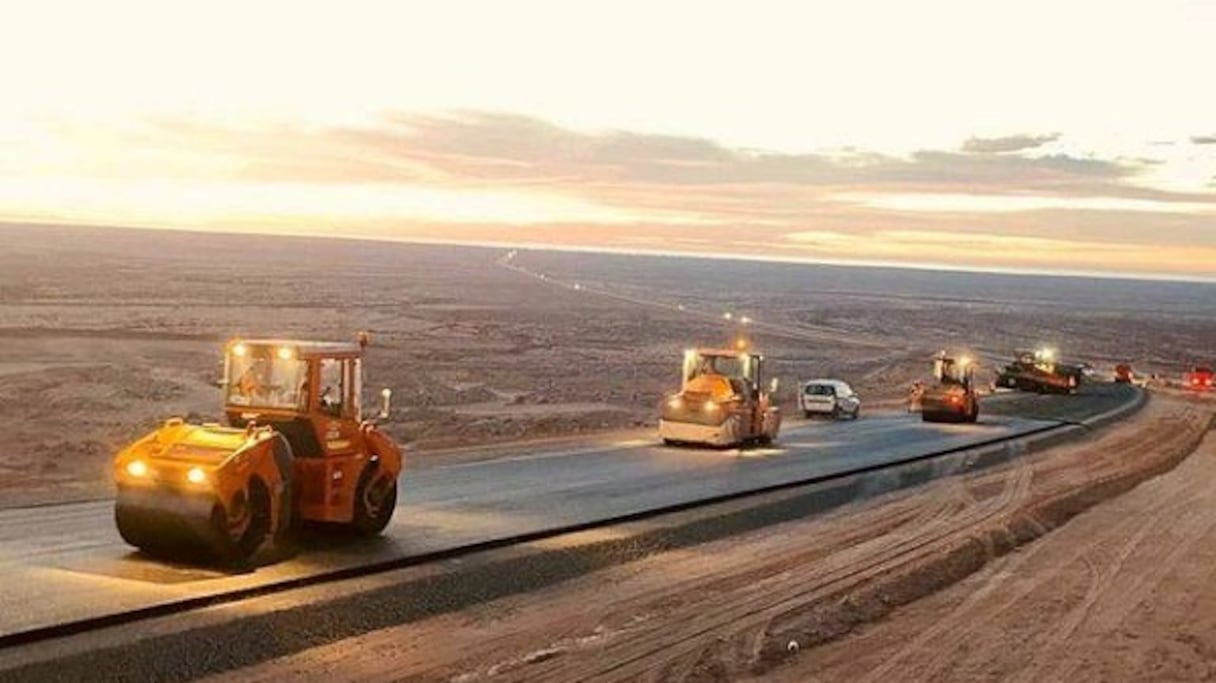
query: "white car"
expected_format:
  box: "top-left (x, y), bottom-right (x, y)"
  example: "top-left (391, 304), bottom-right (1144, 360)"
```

top-left (799, 379), bottom-right (861, 420)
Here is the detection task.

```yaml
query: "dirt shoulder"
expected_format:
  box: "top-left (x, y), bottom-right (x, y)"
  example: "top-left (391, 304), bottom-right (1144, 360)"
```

top-left (768, 394), bottom-right (1216, 683)
top-left (191, 393), bottom-right (1213, 683)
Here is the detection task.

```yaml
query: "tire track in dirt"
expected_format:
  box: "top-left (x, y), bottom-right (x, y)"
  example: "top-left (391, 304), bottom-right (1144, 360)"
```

top-left (853, 413), bottom-right (1207, 683)
top-left (1017, 440), bottom-right (1216, 682)
top-left (778, 405), bottom-right (1216, 683)
top-left (520, 463), bottom-right (1035, 683)
top-left (453, 494), bottom-right (964, 683)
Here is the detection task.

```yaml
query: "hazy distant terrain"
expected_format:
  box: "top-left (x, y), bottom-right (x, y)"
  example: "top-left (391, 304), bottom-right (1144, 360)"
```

top-left (1, 223), bottom-right (1212, 504)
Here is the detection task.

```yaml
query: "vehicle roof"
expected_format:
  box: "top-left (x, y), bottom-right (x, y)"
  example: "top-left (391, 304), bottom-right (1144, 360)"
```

top-left (801, 379), bottom-right (852, 388)
top-left (693, 347), bottom-right (762, 358)
top-left (230, 339), bottom-right (363, 357)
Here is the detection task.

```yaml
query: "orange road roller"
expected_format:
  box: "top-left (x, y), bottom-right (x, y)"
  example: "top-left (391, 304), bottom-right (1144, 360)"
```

top-left (921, 352), bottom-right (980, 423)
top-left (113, 334), bottom-right (403, 563)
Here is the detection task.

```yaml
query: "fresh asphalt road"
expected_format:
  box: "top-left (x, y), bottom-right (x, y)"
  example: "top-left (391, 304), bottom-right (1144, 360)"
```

top-left (0, 391), bottom-right (1124, 641)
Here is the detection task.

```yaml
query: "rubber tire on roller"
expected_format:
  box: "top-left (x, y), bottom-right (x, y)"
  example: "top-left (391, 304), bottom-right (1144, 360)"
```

top-left (351, 466), bottom-right (397, 536)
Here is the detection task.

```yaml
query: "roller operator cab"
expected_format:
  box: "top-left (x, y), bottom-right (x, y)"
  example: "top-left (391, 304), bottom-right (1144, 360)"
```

top-left (659, 347), bottom-right (782, 447)
top-left (921, 353), bottom-right (980, 423)
top-left (113, 335), bottom-right (403, 564)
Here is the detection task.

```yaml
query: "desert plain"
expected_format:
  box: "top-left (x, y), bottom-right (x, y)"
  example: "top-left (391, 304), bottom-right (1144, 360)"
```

top-left (1, 222), bottom-right (1212, 506)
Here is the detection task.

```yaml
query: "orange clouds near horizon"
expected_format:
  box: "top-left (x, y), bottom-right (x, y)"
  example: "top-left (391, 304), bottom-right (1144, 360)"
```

top-left (2, 112), bottom-right (1214, 282)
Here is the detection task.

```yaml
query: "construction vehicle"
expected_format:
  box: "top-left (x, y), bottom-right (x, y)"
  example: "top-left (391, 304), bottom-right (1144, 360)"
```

top-left (1114, 363), bottom-right (1135, 384)
top-left (995, 348), bottom-right (1083, 394)
top-left (1186, 366), bottom-right (1213, 391)
top-left (112, 334), bottom-right (403, 563)
top-left (921, 353), bottom-right (980, 423)
top-left (659, 346), bottom-right (781, 447)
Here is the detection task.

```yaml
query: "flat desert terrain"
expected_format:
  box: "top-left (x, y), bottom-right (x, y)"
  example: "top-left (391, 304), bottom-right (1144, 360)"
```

top-left (1, 222), bottom-right (1213, 504)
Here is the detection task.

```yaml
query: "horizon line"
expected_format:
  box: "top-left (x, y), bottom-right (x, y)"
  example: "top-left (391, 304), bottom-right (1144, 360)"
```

top-left (4, 218), bottom-right (1215, 287)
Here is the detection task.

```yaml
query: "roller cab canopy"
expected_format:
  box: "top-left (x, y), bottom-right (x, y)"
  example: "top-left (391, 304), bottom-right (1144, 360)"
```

top-left (222, 337), bottom-right (369, 422)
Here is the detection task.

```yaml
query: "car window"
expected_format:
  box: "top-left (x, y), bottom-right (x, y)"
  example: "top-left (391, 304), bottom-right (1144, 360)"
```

top-left (804, 384), bottom-right (834, 396)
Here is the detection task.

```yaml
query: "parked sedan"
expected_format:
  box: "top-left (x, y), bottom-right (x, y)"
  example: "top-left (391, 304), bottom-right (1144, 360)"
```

top-left (798, 379), bottom-right (861, 420)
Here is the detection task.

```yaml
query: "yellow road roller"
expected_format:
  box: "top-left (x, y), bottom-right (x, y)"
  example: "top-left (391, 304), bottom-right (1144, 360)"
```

top-left (113, 334), bottom-right (403, 564)
top-left (659, 346), bottom-right (781, 447)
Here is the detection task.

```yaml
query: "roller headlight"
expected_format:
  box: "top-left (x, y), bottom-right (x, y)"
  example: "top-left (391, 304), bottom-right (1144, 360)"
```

top-left (186, 466), bottom-right (207, 485)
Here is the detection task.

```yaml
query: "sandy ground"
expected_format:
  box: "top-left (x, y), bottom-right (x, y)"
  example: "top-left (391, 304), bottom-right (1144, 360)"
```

top-left (1, 223), bottom-right (1213, 504)
top-left (193, 393), bottom-right (1215, 683)
top-left (772, 394), bottom-right (1216, 682)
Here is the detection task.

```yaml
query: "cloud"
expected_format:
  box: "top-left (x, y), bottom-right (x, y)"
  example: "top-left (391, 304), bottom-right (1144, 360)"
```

top-left (1191, 135), bottom-right (1216, 145)
top-left (962, 133), bottom-right (1060, 154)
top-left (287, 113), bottom-right (1139, 201)
top-left (5, 110), bottom-right (1215, 279)
top-left (69, 112), bottom-right (1167, 204)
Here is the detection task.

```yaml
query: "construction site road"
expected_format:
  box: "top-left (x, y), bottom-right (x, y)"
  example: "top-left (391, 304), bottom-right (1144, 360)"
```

top-left (0, 384), bottom-right (1135, 645)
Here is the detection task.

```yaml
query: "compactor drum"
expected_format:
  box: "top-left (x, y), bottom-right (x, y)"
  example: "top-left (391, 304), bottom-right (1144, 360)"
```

top-left (659, 347), bottom-right (781, 447)
top-left (113, 335), bottom-right (403, 564)
top-left (921, 353), bottom-right (980, 424)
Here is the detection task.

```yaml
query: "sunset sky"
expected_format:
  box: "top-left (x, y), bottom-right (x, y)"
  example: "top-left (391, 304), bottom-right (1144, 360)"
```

top-left (2, 0), bottom-right (1214, 280)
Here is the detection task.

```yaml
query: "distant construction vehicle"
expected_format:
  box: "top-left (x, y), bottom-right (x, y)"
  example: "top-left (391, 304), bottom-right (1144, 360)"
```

top-left (659, 345), bottom-right (781, 447)
top-left (921, 353), bottom-right (980, 423)
top-left (113, 335), bottom-right (403, 564)
top-left (1114, 363), bottom-right (1135, 384)
top-left (995, 348), bottom-right (1083, 394)
top-left (1185, 366), bottom-right (1213, 391)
